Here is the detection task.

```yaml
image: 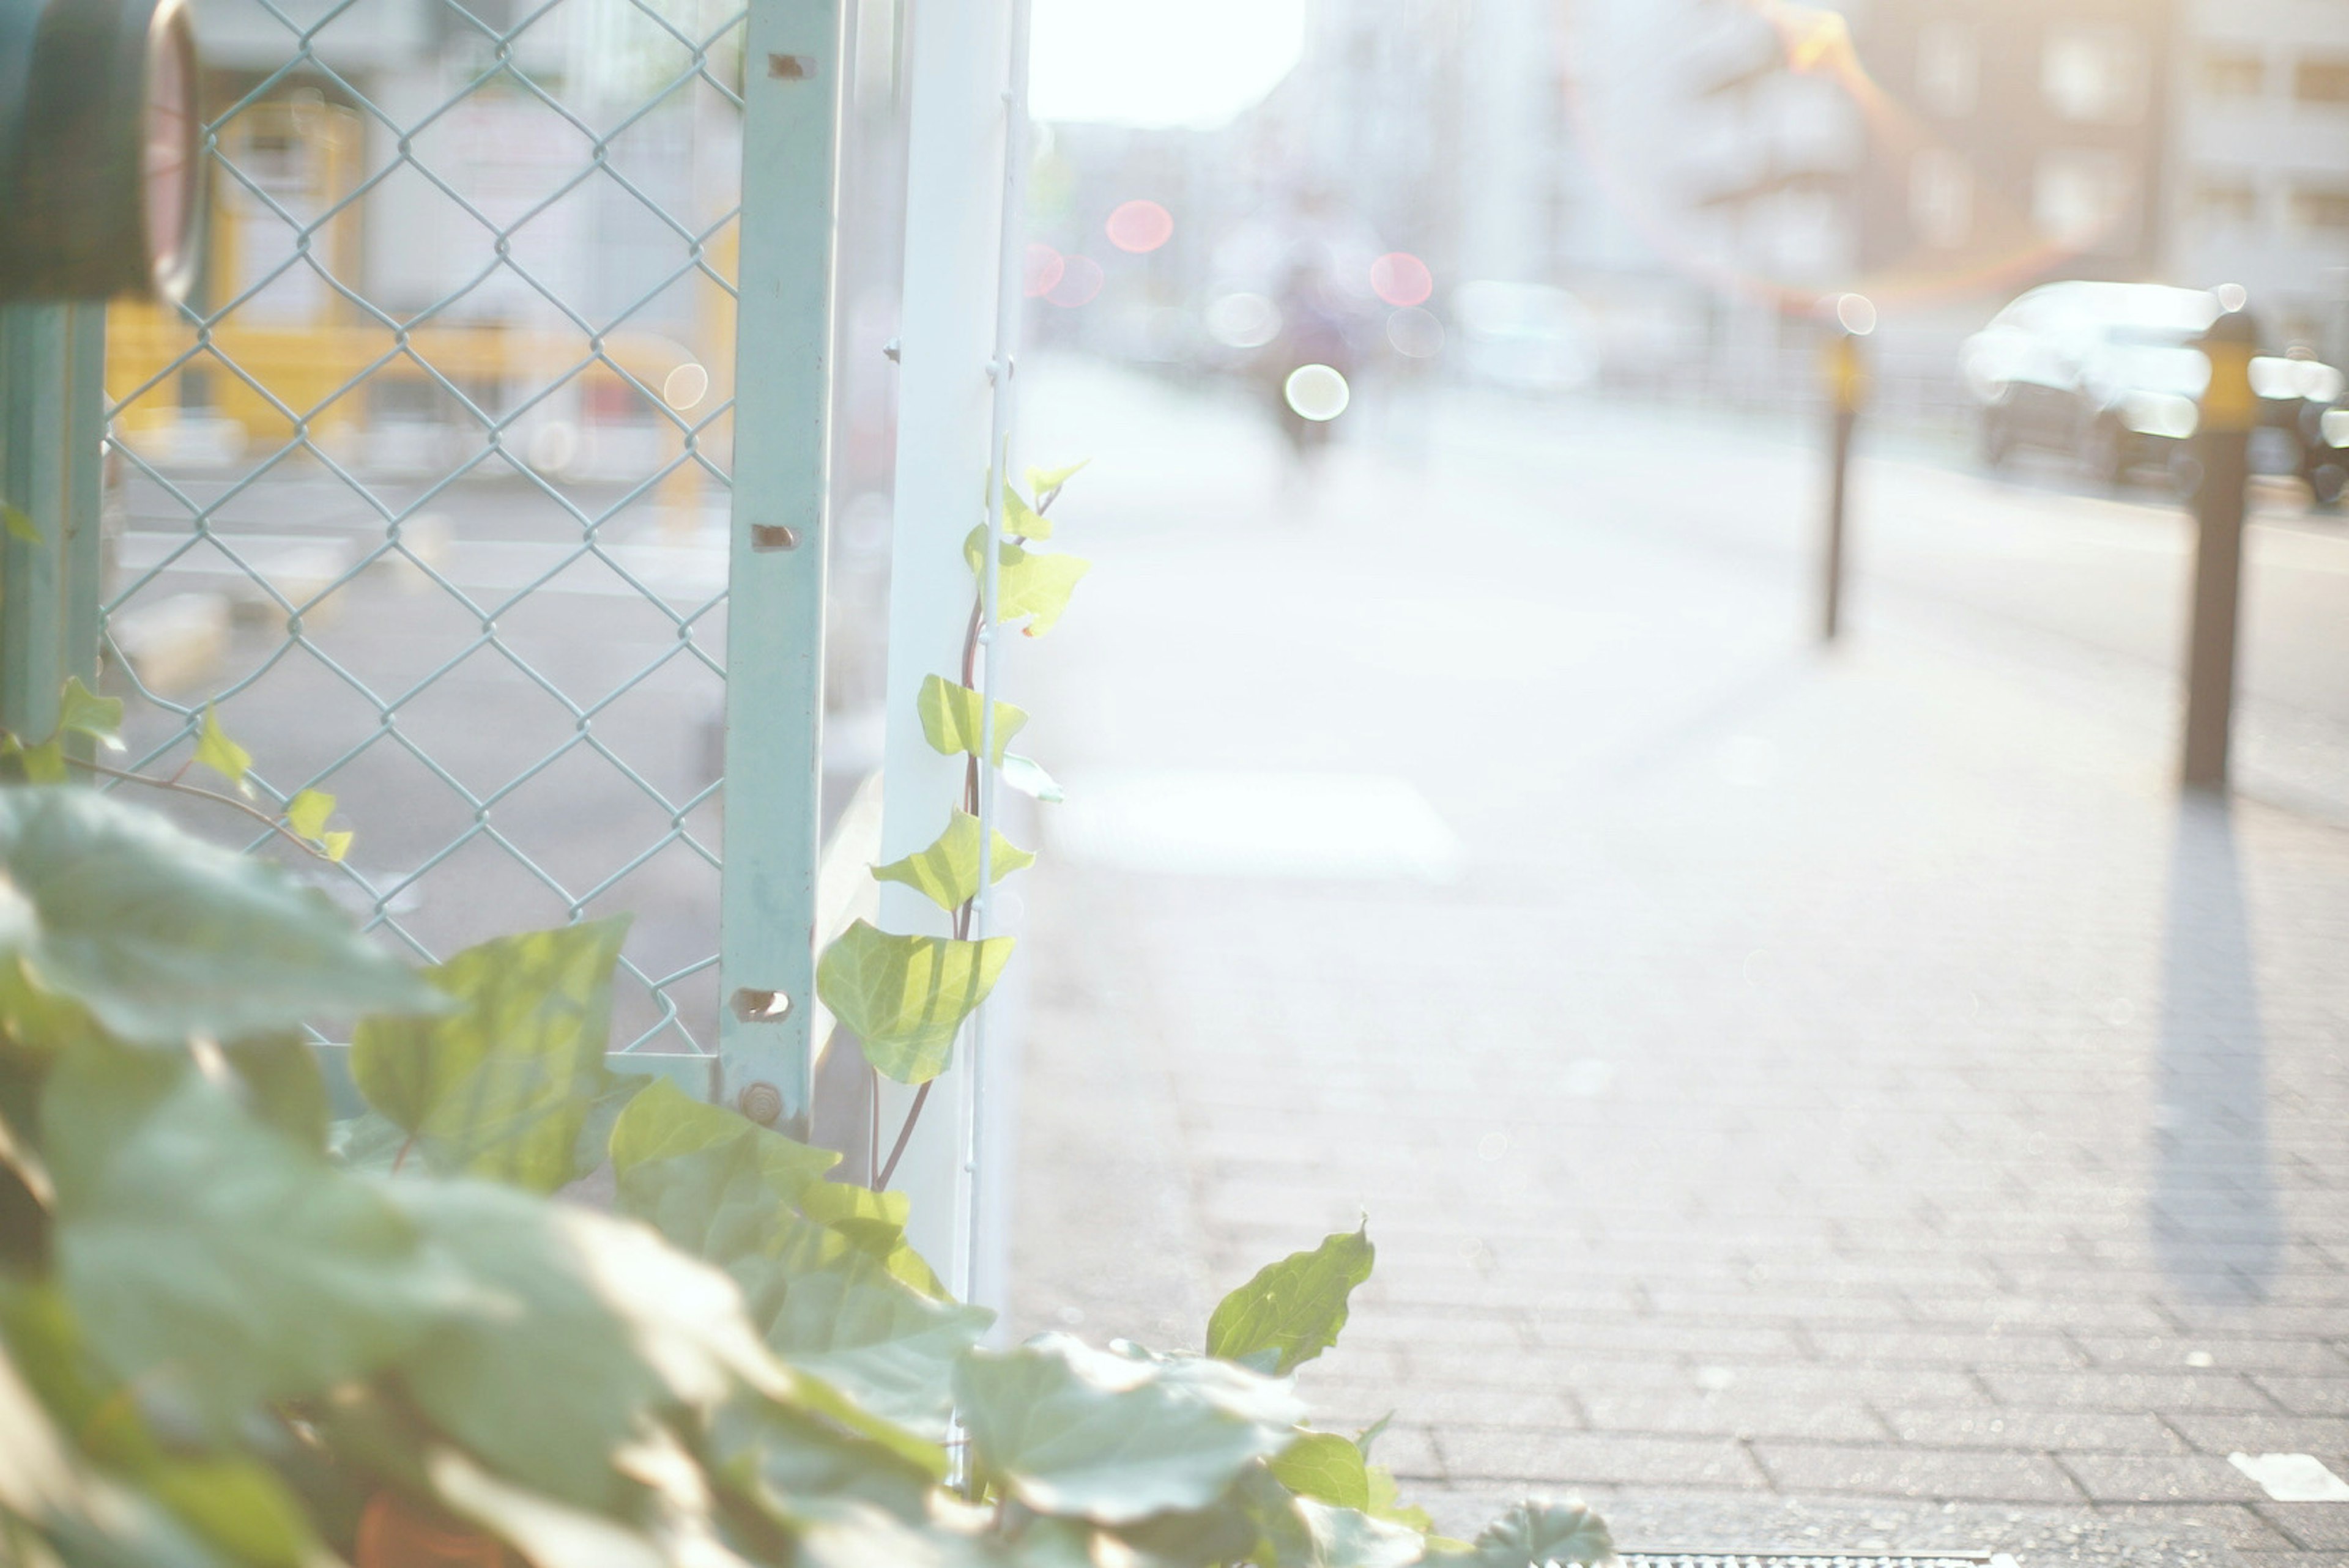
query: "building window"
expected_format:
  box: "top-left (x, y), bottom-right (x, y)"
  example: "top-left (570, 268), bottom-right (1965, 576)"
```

top-left (1910, 147), bottom-right (1973, 247)
top-left (2290, 187), bottom-right (2349, 229)
top-left (2042, 25), bottom-right (2150, 124)
top-left (2034, 149), bottom-right (2133, 249)
top-left (2295, 59), bottom-right (2349, 105)
top-left (2193, 180), bottom-right (2258, 228)
top-left (1916, 22), bottom-right (1979, 118)
top-left (2203, 51), bottom-right (2265, 98)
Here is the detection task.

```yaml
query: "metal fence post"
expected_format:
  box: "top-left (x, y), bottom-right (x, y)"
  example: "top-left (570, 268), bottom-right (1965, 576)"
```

top-left (2181, 307), bottom-right (2258, 793)
top-left (719, 0), bottom-right (850, 1131)
top-left (0, 302), bottom-right (106, 738)
top-left (874, 0), bottom-right (1014, 1281)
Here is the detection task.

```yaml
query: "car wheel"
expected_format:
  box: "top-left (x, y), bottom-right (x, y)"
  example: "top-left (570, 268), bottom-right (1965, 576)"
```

top-left (2312, 462), bottom-right (2347, 508)
top-left (2080, 418), bottom-right (2128, 490)
top-left (1978, 409), bottom-right (2013, 470)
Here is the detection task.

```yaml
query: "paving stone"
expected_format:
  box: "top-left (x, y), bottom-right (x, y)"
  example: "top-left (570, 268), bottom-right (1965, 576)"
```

top-left (2261, 1505), bottom-right (2349, 1551)
top-left (1751, 1443), bottom-right (2087, 1503)
top-left (1431, 1429), bottom-right (1768, 1490)
top-left (2258, 1378), bottom-right (2349, 1417)
top-left (2059, 1453), bottom-right (2272, 1503)
top-left (2090, 1503), bottom-right (2298, 1549)
top-left (1884, 1408), bottom-right (2184, 1452)
top-left (1580, 1391), bottom-right (1889, 1443)
top-left (1978, 1371), bottom-right (2278, 1413)
top-left (2165, 1413), bottom-right (2349, 1458)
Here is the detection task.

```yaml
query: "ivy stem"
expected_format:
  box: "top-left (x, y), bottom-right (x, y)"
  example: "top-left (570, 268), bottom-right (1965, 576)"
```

top-left (875, 1080), bottom-right (930, 1189)
top-left (870, 486), bottom-right (1061, 1194)
top-left (39, 748), bottom-right (330, 860)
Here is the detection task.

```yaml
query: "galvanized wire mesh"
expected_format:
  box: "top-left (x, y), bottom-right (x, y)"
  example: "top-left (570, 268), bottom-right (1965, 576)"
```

top-left (103, 0), bottom-right (752, 1052)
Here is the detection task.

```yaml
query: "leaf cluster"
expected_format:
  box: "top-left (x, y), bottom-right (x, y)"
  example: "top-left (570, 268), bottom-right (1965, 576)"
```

top-left (0, 781), bottom-right (1614, 1568)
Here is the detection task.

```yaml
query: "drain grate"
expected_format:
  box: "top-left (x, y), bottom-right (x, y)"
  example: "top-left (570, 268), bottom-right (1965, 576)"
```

top-left (1621, 1556), bottom-right (2019, 1568)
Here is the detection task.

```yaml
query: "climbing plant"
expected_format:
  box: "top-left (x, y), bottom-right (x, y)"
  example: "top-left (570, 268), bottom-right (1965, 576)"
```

top-left (0, 467), bottom-right (1620, 1568)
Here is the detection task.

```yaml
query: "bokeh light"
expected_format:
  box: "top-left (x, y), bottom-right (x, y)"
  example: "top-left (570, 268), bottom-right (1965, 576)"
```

top-left (1205, 292), bottom-right (1281, 349)
top-left (1025, 243), bottom-right (1067, 299)
top-left (661, 362), bottom-right (708, 410)
top-left (1833, 293), bottom-right (1878, 336)
top-left (1386, 306), bottom-right (1444, 359)
top-left (1105, 199), bottom-right (1175, 254)
top-left (1369, 252), bottom-right (1433, 308)
top-left (1283, 363), bottom-right (1350, 421)
top-left (1047, 254), bottom-right (1105, 308)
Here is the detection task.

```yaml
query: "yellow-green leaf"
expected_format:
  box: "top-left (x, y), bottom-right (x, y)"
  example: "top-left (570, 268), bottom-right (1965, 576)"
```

top-left (322, 831), bottom-right (353, 863)
top-left (2, 504), bottom-right (40, 546)
top-left (1003, 483), bottom-right (1050, 542)
top-left (870, 810), bottom-right (1035, 914)
top-left (915, 676), bottom-right (1026, 767)
top-left (1271, 1430), bottom-right (1370, 1510)
top-left (284, 789), bottom-right (336, 843)
top-left (1026, 458), bottom-right (1089, 501)
top-left (1207, 1223), bottom-right (1375, 1375)
top-left (4, 737), bottom-right (66, 785)
top-left (56, 678), bottom-right (124, 752)
top-left (963, 528), bottom-right (1092, 638)
top-left (815, 920), bottom-right (1012, 1085)
top-left (193, 706), bottom-right (251, 793)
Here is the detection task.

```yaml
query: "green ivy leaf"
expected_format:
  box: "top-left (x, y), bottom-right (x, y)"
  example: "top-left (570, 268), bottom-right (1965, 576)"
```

top-left (1362, 1464), bottom-right (1433, 1533)
top-left (916, 676), bottom-right (1027, 767)
top-left (44, 1048), bottom-right (462, 1432)
top-left (321, 830), bottom-right (352, 863)
top-left (0, 788), bottom-right (443, 1048)
top-left (954, 1334), bottom-right (1304, 1525)
top-left (610, 1078), bottom-right (836, 1197)
top-left (797, 1182), bottom-right (948, 1298)
top-left (220, 1036), bottom-right (332, 1151)
top-left (1463, 1501), bottom-right (1614, 1568)
top-left (351, 917), bottom-right (630, 1193)
top-left (871, 811), bottom-right (1036, 914)
top-left (1001, 753), bottom-right (1064, 804)
top-left (1294, 1499), bottom-right (1426, 1568)
top-left (390, 1178), bottom-right (785, 1513)
top-left (424, 1445), bottom-right (668, 1568)
top-left (1, 504), bottom-right (40, 546)
top-left (192, 706), bottom-right (251, 793)
top-left (2, 737), bottom-right (66, 785)
top-left (55, 678), bottom-right (123, 753)
top-left (612, 1108), bottom-right (838, 1266)
top-left (1026, 458), bottom-right (1089, 502)
top-left (1004, 482), bottom-right (1051, 542)
top-left (283, 789), bottom-right (335, 843)
top-left (816, 920), bottom-right (1012, 1085)
top-left (1206, 1224), bottom-right (1375, 1375)
top-left (963, 528), bottom-right (1093, 638)
top-left (733, 1212), bottom-right (993, 1438)
top-left (1270, 1431), bottom-right (1370, 1511)
top-left (144, 1458), bottom-right (325, 1568)
top-left (707, 1400), bottom-right (939, 1526)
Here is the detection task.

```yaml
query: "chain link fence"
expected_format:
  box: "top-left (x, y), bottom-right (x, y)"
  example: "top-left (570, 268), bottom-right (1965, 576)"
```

top-left (103, 0), bottom-right (759, 1052)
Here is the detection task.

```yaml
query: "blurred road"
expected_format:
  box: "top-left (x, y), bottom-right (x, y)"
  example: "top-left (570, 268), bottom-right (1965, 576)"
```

top-left (1006, 357), bottom-right (2349, 1565)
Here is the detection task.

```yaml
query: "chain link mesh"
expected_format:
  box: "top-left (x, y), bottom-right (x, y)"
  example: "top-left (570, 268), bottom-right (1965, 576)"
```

top-left (103, 0), bottom-right (751, 1053)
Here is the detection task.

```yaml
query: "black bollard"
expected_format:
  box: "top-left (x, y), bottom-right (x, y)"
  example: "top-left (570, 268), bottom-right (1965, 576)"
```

top-left (2180, 307), bottom-right (2258, 791)
top-left (1820, 300), bottom-right (1870, 642)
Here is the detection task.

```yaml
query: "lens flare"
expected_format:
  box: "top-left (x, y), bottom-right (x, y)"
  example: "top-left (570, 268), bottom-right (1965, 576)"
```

top-left (1047, 254), bottom-right (1105, 308)
top-left (1025, 243), bottom-right (1066, 298)
top-left (1370, 252), bottom-right (1434, 308)
top-left (1105, 199), bottom-right (1174, 254)
top-left (1283, 364), bottom-right (1350, 421)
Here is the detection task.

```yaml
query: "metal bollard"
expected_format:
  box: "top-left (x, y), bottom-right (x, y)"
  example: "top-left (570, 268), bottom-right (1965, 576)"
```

top-left (1820, 294), bottom-right (1872, 643)
top-left (2180, 306), bottom-right (2258, 791)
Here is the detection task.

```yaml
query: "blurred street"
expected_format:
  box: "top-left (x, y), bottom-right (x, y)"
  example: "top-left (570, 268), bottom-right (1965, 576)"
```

top-left (1006, 357), bottom-right (2349, 1564)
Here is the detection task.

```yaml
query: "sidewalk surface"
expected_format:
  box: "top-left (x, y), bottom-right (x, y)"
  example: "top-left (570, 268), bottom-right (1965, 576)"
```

top-left (1004, 359), bottom-right (2349, 1568)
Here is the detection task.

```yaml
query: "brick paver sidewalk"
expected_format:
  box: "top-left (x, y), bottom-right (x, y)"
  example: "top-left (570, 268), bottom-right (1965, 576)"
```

top-left (1005, 365), bottom-right (2349, 1568)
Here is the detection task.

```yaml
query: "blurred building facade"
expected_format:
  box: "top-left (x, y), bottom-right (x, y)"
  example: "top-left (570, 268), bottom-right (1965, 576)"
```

top-left (1033, 0), bottom-right (2349, 409)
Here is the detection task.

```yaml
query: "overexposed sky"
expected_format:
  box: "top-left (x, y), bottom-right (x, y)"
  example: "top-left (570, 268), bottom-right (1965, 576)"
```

top-left (1028, 0), bottom-right (1308, 128)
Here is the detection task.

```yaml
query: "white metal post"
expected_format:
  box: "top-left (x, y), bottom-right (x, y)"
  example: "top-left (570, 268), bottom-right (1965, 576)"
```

top-left (875, 0), bottom-right (1015, 1292)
